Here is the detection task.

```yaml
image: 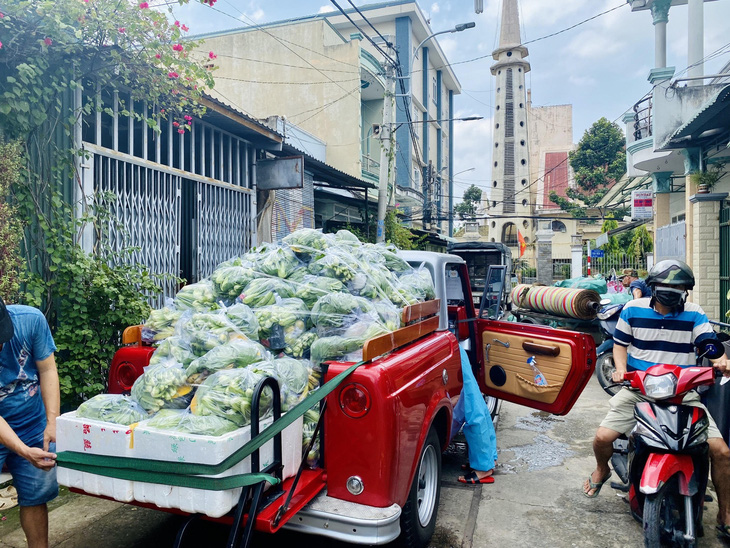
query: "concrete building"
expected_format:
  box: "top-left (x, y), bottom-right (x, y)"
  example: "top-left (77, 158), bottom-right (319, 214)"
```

top-left (196, 1), bottom-right (463, 235)
top-left (623, 0), bottom-right (730, 319)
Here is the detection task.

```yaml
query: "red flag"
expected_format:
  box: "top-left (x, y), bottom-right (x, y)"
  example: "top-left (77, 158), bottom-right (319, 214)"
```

top-left (518, 230), bottom-right (526, 257)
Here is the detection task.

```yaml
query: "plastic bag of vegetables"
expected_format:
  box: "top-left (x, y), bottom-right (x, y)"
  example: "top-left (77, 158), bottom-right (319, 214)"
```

top-left (257, 246), bottom-right (301, 279)
top-left (224, 303), bottom-right (260, 340)
top-left (309, 320), bottom-right (390, 365)
top-left (284, 329), bottom-right (318, 359)
top-left (211, 264), bottom-right (257, 301)
top-left (372, 301), bottom-right (401, 331)
top-left (191, 368), bottom-right (274, 427)
top-left (292, 275), bottom-right (345, 308)
top-left (397, 266), bottom-right (436, 301)
top-left (302, 408), bottom-right (321, 468)
top-left (174, 280), bottom-right (220, 312)
top-left (185, 339), bottom-right (269, 384)
top-left (310, 292), bottom-right (376, 331)
top-left (149, 336), bottom-right (197, 368)
top-left (174, 310), bottom-right (247, 357)
top-left (145, 409), bottom-right (239, 437)
top-left (254, 298), bottom-right (310, 344)
top-left (76, 394), bottom-right (149, 425)
top-left (282, 228), bottom-right (333, 259)
top-left (131, 359), bottom-right (193, 413)
top-left (141, 304), bottom-right (182, 344)
top-left (307, 248), bottom-right (361, 282)
top-left (379, 244), bottom-right (413, 273)
top-left (333, 229), bottom-right (361, 247)
top-left (239, 277), bottom-right (295, 308)
top-left (270, 357), bottom-right (310, 411)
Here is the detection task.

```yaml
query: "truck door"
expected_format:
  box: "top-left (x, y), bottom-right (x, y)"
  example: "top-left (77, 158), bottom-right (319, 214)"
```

top-left (474, 317), bottom-right (596, 416)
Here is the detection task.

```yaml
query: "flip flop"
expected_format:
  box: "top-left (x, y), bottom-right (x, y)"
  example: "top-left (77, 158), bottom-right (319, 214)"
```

top-left (458, 470), bottom-right (495, 484)
top-left (0, 485), bottom-right (16, 498)
top-left (583, 470), bottom-right (612, 498)
top-left (0, 496), bottom-right (18, 511)
top-left (716, 524), bottom-right (730, 540)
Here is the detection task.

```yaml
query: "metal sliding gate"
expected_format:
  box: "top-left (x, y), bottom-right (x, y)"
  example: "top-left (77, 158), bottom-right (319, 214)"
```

top-left (721, 204), bottom-right (730, 321)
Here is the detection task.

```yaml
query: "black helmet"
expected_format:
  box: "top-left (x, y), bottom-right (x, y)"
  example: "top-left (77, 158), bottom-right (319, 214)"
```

top-left (646, 259), bottom-right (695, 290)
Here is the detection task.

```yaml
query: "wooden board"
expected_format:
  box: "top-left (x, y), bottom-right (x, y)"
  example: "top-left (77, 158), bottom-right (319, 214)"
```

top-left (122, 325), bottom-right (143, 346)
top-left (402, 299), bottom-right (440, 325)
top-left (362, 316), bottom-right (440, 362)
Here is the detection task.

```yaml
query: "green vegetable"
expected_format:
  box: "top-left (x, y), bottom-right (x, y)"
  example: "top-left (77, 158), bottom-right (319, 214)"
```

top-left (149, 336), bottom-right (196, 367)
top-left (398, 268), bottom-right (436, 301)
top-left (333, 229), bottom-right (361, 246)
top-left (310, 293), bottom-right (375, 329)
top-left (211, 265), bottom-right (257, 300)
top-left (284, 329), bottom-right (318, 359)
top-left (240, 278), bottom-right (295, 308)
top-left (272, 357), bottom-right (310, 395)
top-left (283, 229), bottom-right (332, 257)
top-left (254, 298), bottom-right (310, 340)
top-left (131, 361), bottom-right (193, 413)
top-left (308, 251), bottom-right (360, 282)
top-left (76, 394), bottom-right (149, 425)
top-left (373, 301), bottom-right (401, 331)
top-left (174, 280), bottom-right (220, 312)
top-left (175, 311), bottom-right (246, 357)
top-left (258, 247), bottom-right (300, 279)
top-left (310, 320), bottom-right (389, 365)
top-left (142, 306), bottom-right (182, 343)
top-left (145, 409), bottom-right (238, 437)
top-left (185, 339), bottom-right (269, 384)
top-left (191, 368), bottom-right (273, 427)
top-left (293, 275), bottom-right (345, 308)
top-left (225, 303), bottom-right (260, 340)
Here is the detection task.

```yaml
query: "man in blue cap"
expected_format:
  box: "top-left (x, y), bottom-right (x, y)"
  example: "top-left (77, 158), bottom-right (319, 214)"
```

top-left (0, 297), bottom-right (59, 548)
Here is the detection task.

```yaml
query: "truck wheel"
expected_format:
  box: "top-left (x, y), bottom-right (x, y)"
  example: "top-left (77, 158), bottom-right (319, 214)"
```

top-left (399, 428), bottom-right (441, 548)
top-left (596, 352), bottom-right (619, 397)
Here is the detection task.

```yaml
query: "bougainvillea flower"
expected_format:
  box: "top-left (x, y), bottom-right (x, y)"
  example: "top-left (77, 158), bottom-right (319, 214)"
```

top-left (174, 20), bottom-right (180, 27)
top-left (184, 115), bottom-right (192, 121)
top-left (208, 51), bottom-right (217, 59)
top-left (178, 128), bottom-right (185, 134)
top-left (118, 27), bottom-right (125, 33)
top-left (139, 2), bottom-right (149, 8)
top-left (155, 53), bottom-right (161, 59)
top-left (173, 121), bottom-right (180, 127)
top-left (168, 72), bottom-right (179, 79)
top-left (173, 44), bottom-right (183, 52)
top-left (44, 37), bottom-right (52, 46)
top-left (182, 24), bottom-right (189, 32)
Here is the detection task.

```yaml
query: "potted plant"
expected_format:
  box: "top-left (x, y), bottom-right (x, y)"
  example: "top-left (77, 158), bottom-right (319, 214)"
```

top-left (690, 162), bottom-right (725, 194)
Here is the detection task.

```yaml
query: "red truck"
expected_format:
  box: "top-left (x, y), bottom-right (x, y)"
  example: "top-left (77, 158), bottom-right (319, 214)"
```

top-left (93, 250), bottom-right (597, 548)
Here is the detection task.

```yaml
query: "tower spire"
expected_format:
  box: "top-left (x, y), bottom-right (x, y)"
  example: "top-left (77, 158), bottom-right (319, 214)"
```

top-left (499, 0), bottom-right (521, 48)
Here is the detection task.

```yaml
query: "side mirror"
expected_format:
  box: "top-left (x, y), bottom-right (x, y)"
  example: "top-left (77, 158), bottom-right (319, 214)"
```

top-left (698, 339), bottom-right (725, 361)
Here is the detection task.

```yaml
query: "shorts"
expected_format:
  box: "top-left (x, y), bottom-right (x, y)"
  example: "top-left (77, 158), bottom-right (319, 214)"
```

top-left (600, 387), bottom-right (722, 439)
top-left (0, 434), bottom-right (58, 507)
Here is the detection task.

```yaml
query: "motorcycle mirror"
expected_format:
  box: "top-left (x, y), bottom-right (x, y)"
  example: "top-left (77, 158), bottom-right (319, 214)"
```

top-left (698, 339), bottom-right (725, 360)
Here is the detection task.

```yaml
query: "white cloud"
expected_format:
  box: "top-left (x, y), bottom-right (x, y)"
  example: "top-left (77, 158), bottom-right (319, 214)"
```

top-left (568, 75), bottom-right (597, 87)
top-left (452, 115), bottom-right (493, 201)
top-left (240, 2), bottom-right (265, 23)
top-left (520, 0), bottom-right (584, 32)
top-left (431, 3), bottom-right (440, 15)
top-left (318, 5), bottom-right (336, 14)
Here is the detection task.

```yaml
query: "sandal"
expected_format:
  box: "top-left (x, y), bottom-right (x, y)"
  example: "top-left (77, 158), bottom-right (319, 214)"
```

top-left (0, 485), bottom-right (16, 498)
top-left (0, 496), bottom-right (18, 511)
top-left (583, 470), bottom-right (612, 498)
top-left (716, 524), bottom-right (730, 540)
top-left (458, 470), bottom-right (495, 485)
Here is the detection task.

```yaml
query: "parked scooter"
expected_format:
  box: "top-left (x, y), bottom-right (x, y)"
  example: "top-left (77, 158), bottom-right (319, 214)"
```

top-left (595, 299), bottom-right (625, 396)
top-left (609, 339), bottom-right (725, 548)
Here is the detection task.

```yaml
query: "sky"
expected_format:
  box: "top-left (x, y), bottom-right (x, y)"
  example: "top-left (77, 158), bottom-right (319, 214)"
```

top-left (169, 0), bottom-right (730, 201)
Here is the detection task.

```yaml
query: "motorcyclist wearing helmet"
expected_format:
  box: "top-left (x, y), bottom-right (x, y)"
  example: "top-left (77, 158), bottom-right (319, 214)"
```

top-left (584, 260), bottom-right (730, 536)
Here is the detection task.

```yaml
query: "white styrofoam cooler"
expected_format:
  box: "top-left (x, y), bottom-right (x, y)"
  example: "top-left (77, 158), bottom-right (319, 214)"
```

top-left (57, 411), bottom-right (303, 518)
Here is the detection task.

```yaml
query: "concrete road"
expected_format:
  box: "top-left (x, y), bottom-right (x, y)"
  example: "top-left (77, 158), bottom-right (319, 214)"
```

top-left (0, 375), bottom-right (727, 547)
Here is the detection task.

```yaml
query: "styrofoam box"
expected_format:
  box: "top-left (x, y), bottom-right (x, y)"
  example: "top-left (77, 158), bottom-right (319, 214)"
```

top-left (56, 411), bottom-right (303, 518)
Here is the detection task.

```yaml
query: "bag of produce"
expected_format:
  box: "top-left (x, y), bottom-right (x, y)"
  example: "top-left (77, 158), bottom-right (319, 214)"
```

top-left (379, 244), bottom-right (413, 273)
top-left (141, 304), bottom-right (182, 344)
top-left (293, 275), bottom-right (346, 308)
top-left (309, 319), bottom-right (390, 365)
top-left (76, 394), bottom-right (149, 425)
top-left (174, 280), bottom-right (220, 312)
top-left (239, 277), bottom-right (295, 308)
top-left (271, 357), bottom-right (311, 410)
top-left (307, 249), bottom-right (360, 282)
top-left (302, 408), bottom-right (321, 468)
top-left (145, 409), bottom-right (239, 437)
top-left (131, 359), bottom-right (193, 413)
top-left (282, 228), bottom-right (333, 259)
top-left (393, 266), bottom-right (436, 303)
top-left (174, 310), bottom-right (247, 357)
top-left (310, 292), bottom-right (376, 331)
top-left (254, 298), bottom-right (310, 348)
top-left (191, 368), bottom-right (274, 427)
top-left (211, 264), bottom-right (257, 300)
top-left (224, 303), bottom-right (260, 340)
top-left (333, 229), bottom-right (361, 247)
top-left (372, 301), bottom-right (401, 331)
top-left (149, 336), bottom-right (196, 368)
top-left (284, 329), bottom-right (318, 359)
top-left (185, 338), bottom-right (269, 384)
top-left (257, 246), bottom-right (300, 279)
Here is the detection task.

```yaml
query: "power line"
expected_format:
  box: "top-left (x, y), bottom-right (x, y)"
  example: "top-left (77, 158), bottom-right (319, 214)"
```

top-left (328, 0), bottom-right (397, 67)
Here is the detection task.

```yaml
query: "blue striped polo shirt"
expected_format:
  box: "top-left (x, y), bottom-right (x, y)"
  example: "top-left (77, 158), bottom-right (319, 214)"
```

top-left (613, 297), bottom-right (715, 371)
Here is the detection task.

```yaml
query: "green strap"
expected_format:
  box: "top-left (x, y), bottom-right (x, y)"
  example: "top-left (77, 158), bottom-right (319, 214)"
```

top-left (56, 360), bottom-right (365, 487)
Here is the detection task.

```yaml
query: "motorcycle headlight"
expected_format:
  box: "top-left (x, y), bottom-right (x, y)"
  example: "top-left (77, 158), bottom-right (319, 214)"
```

top-left (643, 373), bottom-right (678, 399)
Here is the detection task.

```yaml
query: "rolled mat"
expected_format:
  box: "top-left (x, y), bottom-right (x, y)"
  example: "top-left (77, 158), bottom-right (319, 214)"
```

top-left (512, 285), bottom-right (600, 320)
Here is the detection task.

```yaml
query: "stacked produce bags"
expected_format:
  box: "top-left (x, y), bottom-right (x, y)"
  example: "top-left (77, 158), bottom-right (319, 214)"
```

top-left (76, 228), bottom-right (435, 464)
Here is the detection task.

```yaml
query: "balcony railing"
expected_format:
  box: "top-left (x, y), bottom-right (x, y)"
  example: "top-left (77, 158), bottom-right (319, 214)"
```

top-left (362, 154), bottom-right (380, 175)
top-left (633, 95), bottom-right (653, 141)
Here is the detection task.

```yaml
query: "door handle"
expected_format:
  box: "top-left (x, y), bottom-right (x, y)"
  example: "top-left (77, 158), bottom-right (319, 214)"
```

top-left (522, 341), bottom-right (560, 357)
top-left (485, 343), bottom-right (491, 362)
top-left (493, 338), bottom-right (510, 348)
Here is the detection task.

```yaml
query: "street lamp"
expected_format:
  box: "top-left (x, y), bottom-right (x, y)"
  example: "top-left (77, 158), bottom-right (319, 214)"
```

top-left (412, 22), bottom-right (476, 66)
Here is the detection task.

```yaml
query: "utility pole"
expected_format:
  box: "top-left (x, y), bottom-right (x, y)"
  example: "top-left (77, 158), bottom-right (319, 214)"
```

top-left (377, 50), bottom-right (396, 244)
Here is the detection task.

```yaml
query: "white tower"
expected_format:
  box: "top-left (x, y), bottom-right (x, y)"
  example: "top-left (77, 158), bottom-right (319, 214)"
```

top-left (486, 0), bottom-right (532, 249)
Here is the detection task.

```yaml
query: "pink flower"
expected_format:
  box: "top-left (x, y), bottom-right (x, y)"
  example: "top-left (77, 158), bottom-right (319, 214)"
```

top-left (0, 41), bottom-right (3, 49)
top-left (118, 27), bottom-right (125, 33)
top-left (168, 71), bottom-right (179, 79)
top-left (174, 20), bottom-right (180, 27)
top-left (203, 0), bottom-right (217, 6)
top-left (177, 128), bottom-right (185, 134)
top-left (173, 121), bottom-right (180, 127)
top-left (44, 37), bottom-right (52, 46)
top-left (160, 109), bottom-right (165, 114)
top-left (187, 120), bottom-right (192, 125)
top-left (172, 44), bottom-right (183, 52)
top-left (139, 1), bottom-right (149, 8)
top-left (184, 115), bottom-right (192, 121)
top-left (155, 53), bottom-right (161, 59)
top-left (0, 12), bottom-right (4, 18)
top-left (208, 51), bottom-right (217, 60)
top-left (182, 24), bottom-right (189, 32)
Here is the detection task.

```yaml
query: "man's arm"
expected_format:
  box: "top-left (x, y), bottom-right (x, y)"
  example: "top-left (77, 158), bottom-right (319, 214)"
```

top-left (37, 354), bottom-right (60, 452)
top-left (0, 415), bottom-right (57, 470)
top-left (632, 287), bottom-right (643, 299)
top-left (612, 343), bottom-right (628, 382)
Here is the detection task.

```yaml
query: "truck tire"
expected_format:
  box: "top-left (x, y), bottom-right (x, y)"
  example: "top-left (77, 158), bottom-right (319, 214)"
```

top-left (399, 428), bottom-right (441, 548)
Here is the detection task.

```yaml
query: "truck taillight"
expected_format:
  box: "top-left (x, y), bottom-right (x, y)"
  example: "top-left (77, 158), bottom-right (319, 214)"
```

top-left (117, 362), bottom-right (139, 391)
top-left (339, 383), bottom-right (371, 418)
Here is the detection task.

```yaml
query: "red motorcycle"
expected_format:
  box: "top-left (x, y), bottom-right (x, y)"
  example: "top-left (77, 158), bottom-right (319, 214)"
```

top-left (610, 339), bottom-right (725, 548)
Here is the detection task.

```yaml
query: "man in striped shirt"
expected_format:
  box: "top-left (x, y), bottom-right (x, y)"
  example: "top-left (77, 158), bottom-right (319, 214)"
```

top-left (583, 260), bottom-right (730, 536)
